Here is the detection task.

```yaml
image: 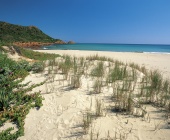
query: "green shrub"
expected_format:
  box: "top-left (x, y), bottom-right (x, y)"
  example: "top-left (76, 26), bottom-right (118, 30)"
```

top-left (16, 60), bottom-right (32, 71)
top-left (0, 53), bottom-right (16, 70)
top-left (31, 61), bottom-right (44, 73)
top-left (14, 46), bottom-right (60, 61)
top-left (13, 69), bottom-right (29, 79)
top-left (0, 52), bottom-right (44, 139)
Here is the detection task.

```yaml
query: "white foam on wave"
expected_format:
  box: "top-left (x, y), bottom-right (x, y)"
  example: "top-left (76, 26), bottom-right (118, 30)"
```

top-left (143, 52), bottom-right (170, 54)
top-left (43, 47), bottom-right (48, 50)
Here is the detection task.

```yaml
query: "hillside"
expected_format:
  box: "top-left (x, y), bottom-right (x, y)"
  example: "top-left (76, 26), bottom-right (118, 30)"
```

top-left (0, 21), bottom-right (61, 44)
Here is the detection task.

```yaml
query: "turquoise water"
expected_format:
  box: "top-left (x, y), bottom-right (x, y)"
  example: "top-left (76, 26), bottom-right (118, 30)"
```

top-left (43, 43), bottom-right (170, 53)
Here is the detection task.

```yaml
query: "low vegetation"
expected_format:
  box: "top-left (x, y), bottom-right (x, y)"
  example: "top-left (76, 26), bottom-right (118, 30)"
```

top-left (13, 46), bottom-right (60, 61)
top-left (0, 45), bottom-right (62, 139)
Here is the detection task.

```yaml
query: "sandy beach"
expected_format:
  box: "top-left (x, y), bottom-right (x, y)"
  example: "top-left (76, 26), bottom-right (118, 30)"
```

top-left (37, 50), bottom-right (170, 79)
top-left (14, 50), bottom-right (170, 140)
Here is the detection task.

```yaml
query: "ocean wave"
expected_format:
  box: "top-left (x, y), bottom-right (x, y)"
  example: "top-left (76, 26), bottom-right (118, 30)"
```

top-left (43, 47), bottom-right (48, 50)
top-left (143, 52), bottom-right (170, 54)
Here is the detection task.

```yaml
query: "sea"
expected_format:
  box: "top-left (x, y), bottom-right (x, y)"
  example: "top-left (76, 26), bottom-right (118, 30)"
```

top-left (42, 43), bottom-right (170, 54)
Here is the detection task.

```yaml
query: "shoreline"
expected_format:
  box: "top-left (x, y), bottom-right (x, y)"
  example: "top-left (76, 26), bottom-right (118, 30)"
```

top-left (36, 50), bottom-right (170, 79)
top-left (40, 47), bottom-right (170, 55)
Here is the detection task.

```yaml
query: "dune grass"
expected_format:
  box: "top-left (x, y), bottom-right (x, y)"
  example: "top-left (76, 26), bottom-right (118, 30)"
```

top-left (45, 54), bottom-right (170, 117)
top-left (43, 54), bottom-right (170, 123)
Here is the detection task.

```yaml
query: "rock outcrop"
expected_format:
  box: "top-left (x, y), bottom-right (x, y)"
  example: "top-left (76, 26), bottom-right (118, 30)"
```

top-left (67, 41), bottom-right (75, 44)
top-left (13, 42), bottom-right (54, 49)
top-left (55, 40), bottom-right (66, 44)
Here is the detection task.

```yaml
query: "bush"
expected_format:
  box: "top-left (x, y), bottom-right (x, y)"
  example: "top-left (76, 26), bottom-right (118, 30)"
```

top-left (16, 60), bottom-right (32, 71)
top-left (0, 52), bottom-right (44, 139)
top-left (31, 61), bottom-right (44, 73)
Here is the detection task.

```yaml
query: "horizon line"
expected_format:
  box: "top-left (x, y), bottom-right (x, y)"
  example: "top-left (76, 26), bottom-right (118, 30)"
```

top-left (71, 42), bottom-right (170, 46)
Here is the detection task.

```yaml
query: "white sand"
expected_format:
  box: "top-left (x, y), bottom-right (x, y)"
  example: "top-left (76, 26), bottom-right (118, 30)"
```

top-left (16, 50), bottom-right (170, 140)
top-left (37, 50), bottom-right (170, 80)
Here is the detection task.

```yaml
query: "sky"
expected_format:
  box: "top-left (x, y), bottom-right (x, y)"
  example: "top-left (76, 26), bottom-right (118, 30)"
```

top-left (0, 0), bottom-right (170, 44)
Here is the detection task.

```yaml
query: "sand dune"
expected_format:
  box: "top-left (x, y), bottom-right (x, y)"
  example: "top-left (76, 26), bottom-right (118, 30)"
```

top-left (37, 50), bottom-right (170, 79)
top-left (18, 50), bottom-right (170, 140)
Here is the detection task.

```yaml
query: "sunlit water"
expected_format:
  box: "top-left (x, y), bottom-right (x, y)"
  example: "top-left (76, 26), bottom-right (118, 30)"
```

top-left (42, 43), bottom-right (170, 54)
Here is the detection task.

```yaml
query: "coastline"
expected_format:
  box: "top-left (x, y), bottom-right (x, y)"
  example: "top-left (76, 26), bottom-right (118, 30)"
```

top-left (36, 50), bottom-right (170, 79)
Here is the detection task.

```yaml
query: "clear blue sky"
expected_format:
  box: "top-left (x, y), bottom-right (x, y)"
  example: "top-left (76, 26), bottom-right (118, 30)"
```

top-left (1, 0), bottom-right (170, 44)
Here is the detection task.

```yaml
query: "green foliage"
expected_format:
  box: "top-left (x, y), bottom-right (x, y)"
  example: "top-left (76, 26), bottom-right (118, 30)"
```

top-left (0, 53), bottom-right (16, 70)
top-left (16, 60), bottom-right (32, 71)
top-left (0, 41), bottom-right (10, 52)
top-left (86, 54), bottom-right (113, 62)
top-left (91, 62), bottom-right (104, 77)
top-left (0, 21), bottom-right (55, 43)
top-left (107, 63), bottom-right (128, 83)
top-left (59, 55), bottom-right (73, 78)
top-left (13, 46), bottom-right (60, 61)
top-left (31, 61), bottom-right (44, 73)
top-left (13, 69), bottom-right (29, 79)
top-left (0, 54), bottom-right (32, 79)
top-left (150, 70), bottom-right (162, 90)
top-left (0, 127), bottom-right (19, 140)
top-left (0, 52), bottom-right (43, 139)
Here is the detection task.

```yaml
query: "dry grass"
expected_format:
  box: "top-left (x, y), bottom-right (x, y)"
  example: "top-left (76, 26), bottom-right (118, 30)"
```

top-left (39, 54), bottom-right (170, 139)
